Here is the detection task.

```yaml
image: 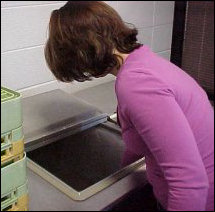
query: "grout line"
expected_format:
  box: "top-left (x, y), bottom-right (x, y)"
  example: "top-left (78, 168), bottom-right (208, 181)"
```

top-left (156, 49), bottom-right (171, 54)
top-left (153, 23), bottom-right (173, 30)
top-left (1, 44), bottom-right (45, 54)
top-left (152, 22), bottom-right (174, 27)
top-left (138, 26), bottom-right (154, 30)
top-left (17, 76), bottom-right (116, 97)
top-left (152, 1), bottom-right (156, 26)
top-left (137, 22), bottom-right (174, 31)
top-left (1, 2), bottom-right (66, 10)
top-left (151, 1), bottom-right (156, 49)
top-left (17, 80), bottom-right (58, 98)
top-left (17, 80), bottom-right (57, 92)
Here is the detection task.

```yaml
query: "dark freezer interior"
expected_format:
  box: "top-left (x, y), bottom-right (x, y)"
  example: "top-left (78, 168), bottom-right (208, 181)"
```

top-left (27, 123), bottom-right (143, 192)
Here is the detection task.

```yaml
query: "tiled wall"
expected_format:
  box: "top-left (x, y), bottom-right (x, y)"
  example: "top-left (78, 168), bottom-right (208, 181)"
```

top-left (1, 1), bottom-right (175, 93)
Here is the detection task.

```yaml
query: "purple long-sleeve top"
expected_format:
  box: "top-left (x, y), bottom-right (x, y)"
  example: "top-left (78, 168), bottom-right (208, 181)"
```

top-left (115, 45), bottom-right (214, 211)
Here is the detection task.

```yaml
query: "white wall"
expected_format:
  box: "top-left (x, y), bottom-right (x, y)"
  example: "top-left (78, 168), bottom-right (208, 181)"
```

top-left (1, 1), bottom-right (175, 94)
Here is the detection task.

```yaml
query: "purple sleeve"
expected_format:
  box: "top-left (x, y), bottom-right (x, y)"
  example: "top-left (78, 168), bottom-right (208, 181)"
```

top-left (121, 149), bottom-right (143, 167)
top-left (119, 76), bottom-right (209, 211)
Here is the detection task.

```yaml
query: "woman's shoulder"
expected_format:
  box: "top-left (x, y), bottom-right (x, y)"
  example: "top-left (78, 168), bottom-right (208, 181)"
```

top-left (115, 46), bottom-right (176, 104)
top-left (116, 64), bottom-right (173, 99)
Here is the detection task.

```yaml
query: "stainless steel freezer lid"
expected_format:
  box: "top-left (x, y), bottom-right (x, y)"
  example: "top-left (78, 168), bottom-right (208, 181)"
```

top-left (73, 81), bottom-right (117, 115)
top-left (22, 89), bottom-right (108, 146)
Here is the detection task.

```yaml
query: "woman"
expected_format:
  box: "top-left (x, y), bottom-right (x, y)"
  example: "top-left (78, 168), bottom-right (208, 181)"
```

top-left (45, 1), bottom-right (214, 211)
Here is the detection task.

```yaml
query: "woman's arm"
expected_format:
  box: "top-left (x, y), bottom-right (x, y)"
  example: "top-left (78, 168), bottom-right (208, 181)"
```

top-left (121, 149), bottom-right (143, 167)
top-left (118, 76), bottom-right (209, 211)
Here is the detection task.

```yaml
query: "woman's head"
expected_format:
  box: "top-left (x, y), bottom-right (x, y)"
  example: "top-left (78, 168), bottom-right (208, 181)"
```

top-left (45, 1), bottom-right (141, 82)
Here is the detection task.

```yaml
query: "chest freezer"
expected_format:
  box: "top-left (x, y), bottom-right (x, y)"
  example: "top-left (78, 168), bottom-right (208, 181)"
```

top-left (22, 90), bottom-right (145, 201)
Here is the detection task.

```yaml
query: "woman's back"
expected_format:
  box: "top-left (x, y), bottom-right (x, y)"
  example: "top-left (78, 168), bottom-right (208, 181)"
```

top-left (116, 45), bottom-right (214, 211)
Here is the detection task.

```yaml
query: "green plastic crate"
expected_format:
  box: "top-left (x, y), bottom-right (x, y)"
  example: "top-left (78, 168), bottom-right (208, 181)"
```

top-left (1, 125), bottom-right (24, 151)
top-left (1, 87), bottom-right (22, 135)
top-left (1, 153), bottom-right (27, 197)
top-left (1, 126), bottom-right (24, 166)
top-left (1, 180), bottom-right (28, 211)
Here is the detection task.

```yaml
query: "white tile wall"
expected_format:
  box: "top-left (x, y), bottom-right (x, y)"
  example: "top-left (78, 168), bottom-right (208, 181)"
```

top-left (117, 1), bottom-right (154, 28)
top-left (154, 1), bottom-right (175, 25)
top-left (137, 27), bottom-right (153, 46)
top-left (1, 1), bottom-right (175, 92)
top-left (1, 1), bottom-right (66, 8)
top-left (1, 3), bottom-right (65, 52)
top-left (104, 1), bottom-right (118, 10)
top-left (152, 24), bottom-right (173, 52)
top-left (1, 46), bottom-right (55, 89)
top-left (157, 50), bottom-right (171, 60)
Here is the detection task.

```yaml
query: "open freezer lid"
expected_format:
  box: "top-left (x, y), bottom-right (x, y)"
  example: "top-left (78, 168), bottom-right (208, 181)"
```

top-left (22, 89), bottom-right (108, 147)
top-left (73, 81), bottom-right (117, 115)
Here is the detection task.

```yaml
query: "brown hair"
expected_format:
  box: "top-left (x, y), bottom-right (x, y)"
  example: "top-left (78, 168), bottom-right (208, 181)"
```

top-left (45, 1), bottom-right (142, 82)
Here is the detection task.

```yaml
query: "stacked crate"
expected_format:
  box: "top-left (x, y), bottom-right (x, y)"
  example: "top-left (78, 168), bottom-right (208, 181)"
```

top-left (1, 87), bottom-right (28, 211)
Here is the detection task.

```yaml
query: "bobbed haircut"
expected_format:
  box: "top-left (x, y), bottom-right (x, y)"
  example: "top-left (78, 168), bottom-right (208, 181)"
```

top-left (45, 1), bottom-right (142, 82)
